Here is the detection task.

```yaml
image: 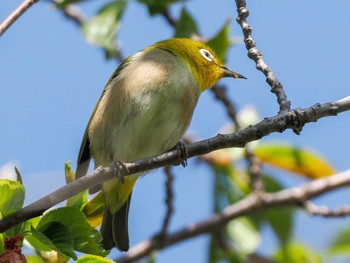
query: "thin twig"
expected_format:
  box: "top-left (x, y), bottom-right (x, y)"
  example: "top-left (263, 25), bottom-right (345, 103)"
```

top-left (117, 168), bottom-right (350, 262)
top-left (211, 85), bottom-right (264, 192)
top-left (0, 96), bottom-right (349, 233)
top-left (59, 4), bottom-right (85, 26)
top-left (211, 85), bottom-right (241, 130)
top-left (0, 0), bottom-right (39, 37)
top-left (158, 166), bottom-right (174, 238)
top-left (50, 0), bottom-right (125, 63)
top-left (235, 0), bottom-right (291, 113)
top-left (161, 8), bottom-right (178, 27)
top-left (245, 148), bottom-right (264, 192)
top-left (303, 201), bottom-right (350, 217)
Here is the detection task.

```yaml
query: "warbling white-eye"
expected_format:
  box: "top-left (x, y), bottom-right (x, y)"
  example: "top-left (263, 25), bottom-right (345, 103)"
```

top-left (75, 38), bottom-right (246, 251)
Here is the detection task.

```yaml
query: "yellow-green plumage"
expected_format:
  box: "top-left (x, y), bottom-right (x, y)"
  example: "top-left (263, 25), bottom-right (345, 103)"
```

top-left (75, 38), bottom-right (245, 251)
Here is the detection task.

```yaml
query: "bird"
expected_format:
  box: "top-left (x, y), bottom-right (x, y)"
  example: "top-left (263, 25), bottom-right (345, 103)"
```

top-left (75, 38), bottom-right (246, 252)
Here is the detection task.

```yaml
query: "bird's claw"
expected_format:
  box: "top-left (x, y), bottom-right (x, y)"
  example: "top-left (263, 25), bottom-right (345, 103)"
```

top-left (112, 160), bottom-right (128, 184)
top-left (175, 141), bottom-right (188, 167)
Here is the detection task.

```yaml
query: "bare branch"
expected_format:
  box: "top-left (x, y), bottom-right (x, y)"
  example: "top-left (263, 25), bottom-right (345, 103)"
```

top-left (235, 0), bottom-right (291, 113)
top-left (0, 0), bottom-right (39, 37)
top-left (161, 8), bottom-right (178, 27)
top-left (303, 201), bottom-right (350, 217)
top-left (117, 169), bottom-right (350, 262)
top-left (158, 166), bottom-right (175, 238)
top-left (50, 0), bottom-right (125, 63)
top-left (245, 148), bottom-right (264, 192)
top-left (211, 85), bottom-right (264, 192)
top-left (0, 96), bottom-right (349, 232)
top-left (58, 4), bottom-right (85, 26)
top-left (211, 85), bottom-right (241, 130)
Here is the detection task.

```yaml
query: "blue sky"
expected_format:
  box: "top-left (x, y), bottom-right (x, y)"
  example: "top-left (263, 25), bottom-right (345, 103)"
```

top-left (1, 0), bottom-right (350, 262)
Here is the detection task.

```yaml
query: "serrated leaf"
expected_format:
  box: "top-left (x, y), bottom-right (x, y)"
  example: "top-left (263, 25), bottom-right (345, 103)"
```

top-left (82, 191), bottom-right (105, 228)
top-left (254, 143), bottom-right (335, 179)
top-left (82, 0), bottom-right (126, 59)
top-left (0, 179), bottom-right (25, 217)
top-left (206, 20), bottom-right (231, 62)
top-left (76, 255), bottom-right (115, 263)
top-left (37, 207), bottom-right (107, 256)
top-left (27, 226), bottom-right (60, 252)
top-left (65, 162), bottom-right (87, 209)
top-left (137, 0), bottom-right (185, 16)
top-left (327, 227), bottom-right (350, 256)
top-left (174, 7), bottom-right (199, 38)
top-left (22, 216), bottom-right (41, 236)
top-left (38, 222), bottom-right (76, 259)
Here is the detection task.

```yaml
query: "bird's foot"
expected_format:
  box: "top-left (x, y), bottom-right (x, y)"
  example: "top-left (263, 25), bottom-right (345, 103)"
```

top-left (174, 141), bottom-right (188, 167)
top-left (112, 160), bottom-right (129, 184)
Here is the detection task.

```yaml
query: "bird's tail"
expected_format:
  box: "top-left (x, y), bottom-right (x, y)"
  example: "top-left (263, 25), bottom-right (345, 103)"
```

top-left (101, 192), bottom-right (133, 251)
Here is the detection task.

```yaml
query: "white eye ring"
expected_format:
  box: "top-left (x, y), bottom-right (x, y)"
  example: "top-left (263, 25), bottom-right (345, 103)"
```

top-left (199, 48), bottom-right (214, 62)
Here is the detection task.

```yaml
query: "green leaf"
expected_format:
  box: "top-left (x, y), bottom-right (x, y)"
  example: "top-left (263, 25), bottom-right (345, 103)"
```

top-left (0, 234), bottom-right (3, 254)
top-left (76, 255), bottom-right (115, 263)
top-left (144, 254), bottom-right (157, 263)
top-left (82, 0), bottom-right (126, 59)
top-left (82, 191), bottom-right (105, 228)
top-left (206, 20), bottom-right (231, 62)
top-left (65, 162), bottom-right (75, 184)
top-left (209, 232), bottom-right (246, 263)
top-left (174, 7), bottom-right (199, 38)
top-left (55, 0), bottom-right (91, 9)
top-left (27, 226), bottom-right (60, 253)
top-left (27, 226), bottom-right (73, 262)
top-left (26, 255), bottom-right (45, 263)
top-left (262, 174), bottom-right (284, 193)
top-left (274, 242), bottom-right (322, 263)
top-left (327, 227), bottom-right (350, 256)
top-left (250, 175), bottom-right (293, 246)
top-left (254, 143), bottom-right (335, 179)
top-left (14, 167), bottom-right (23, 184)
top-left (212, 166), bottom-right (249, 213)
top-left (137, 0), bottom-right (185, 16)
top-left (0, 179), bottom-right (25, 217)
top-left (22, 216), bottom-right (41, 235)
top-left (38, 222), bottom-right (76, 259)
top-left (227, 217), bottom-right (261, 254)
top-left (37, 207), bottom-right (107, 256)
top-left (65, 162), bottom-right (87, 210)
top-left (264, 207), bottom-right (293, 246)
top-left (208, 218), bottom-right (259, 263)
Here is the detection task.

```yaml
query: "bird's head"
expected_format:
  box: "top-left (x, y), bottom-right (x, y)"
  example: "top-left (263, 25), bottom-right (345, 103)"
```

top-left (154, 38), bottom-right (246, 91)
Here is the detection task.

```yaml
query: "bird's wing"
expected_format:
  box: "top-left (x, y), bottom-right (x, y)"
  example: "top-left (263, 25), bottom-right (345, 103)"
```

top-left (75, 56), bottom-right (133, 180)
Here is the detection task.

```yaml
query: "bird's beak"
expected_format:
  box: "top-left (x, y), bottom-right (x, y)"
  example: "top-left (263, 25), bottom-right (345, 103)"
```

top-left (221, 66), bottom-right (247, 79)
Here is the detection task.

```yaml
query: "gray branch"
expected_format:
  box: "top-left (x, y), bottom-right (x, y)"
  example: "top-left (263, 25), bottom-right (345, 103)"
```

top-left (0, 96), bottom-right (349, 233)
top-left (117, 168), bottom-right (350, 262)
top-left (235, 0), bottom-right (291, 113)
top-left (0, 0), bottom-right (39, 37)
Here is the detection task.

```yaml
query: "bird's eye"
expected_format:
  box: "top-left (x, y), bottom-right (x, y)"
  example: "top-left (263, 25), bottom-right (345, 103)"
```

top-left (199, 49), bottom-right (214, 62)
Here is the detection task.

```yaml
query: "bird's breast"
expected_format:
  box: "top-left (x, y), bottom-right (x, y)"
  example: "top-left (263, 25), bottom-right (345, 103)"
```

top-left (89, 49), bottom-right (200, 166)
